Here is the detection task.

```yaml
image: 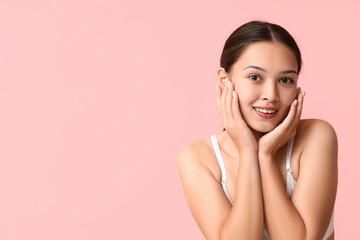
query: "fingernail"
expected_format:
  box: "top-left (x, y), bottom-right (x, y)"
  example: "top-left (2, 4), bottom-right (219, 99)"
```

top-left (294, 99), bottom-right (298, 106)
top-left (302, 91), bottom-right (306, 98)
top-left (227, 81), bottom-right (231, 88)
top-left (232, 90), bottom-right (236, 98)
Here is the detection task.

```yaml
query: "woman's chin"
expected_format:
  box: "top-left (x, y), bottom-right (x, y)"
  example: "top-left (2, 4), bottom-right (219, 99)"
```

top-left (243, 111), bottom-right (284, 134)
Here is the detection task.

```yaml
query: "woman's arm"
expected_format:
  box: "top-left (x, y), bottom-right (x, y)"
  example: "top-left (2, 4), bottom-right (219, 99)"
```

top-left (294, 120), bottom-right (337, 238)
top-left (220, 151), bottom-right (264, 240)
top-left (177, 79), bottom-right (265, 240)
top-left (258, 119), bottom-right (338, 240)
top-left (177, 143), bottom-right (264, 240)
top-left (258, 152), bottom-right (307, 239)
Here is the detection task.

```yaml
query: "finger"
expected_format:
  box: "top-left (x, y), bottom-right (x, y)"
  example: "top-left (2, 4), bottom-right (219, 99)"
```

top-left (293, 88), bottom-right (304, 126)
top-left (279, 97), bottom-right (298, 130)
top-left (289, 87), bottom-right (305, 129)
top-left (216, 82), bottom-right (225, 110)
top-left (297, 88), bottom-right (305, 118)
top-left (216, 83), bottom-right (222, 114)
top-left (220, 79), bottom-right (226, 89)
top-left (231, 90), bottom-right (246, 125)
top-left (225, 80), bottom-right (234, 120)
top-left (221, 79), bottom-right (230, 122)
top-left (217, 82), bottom-right (228, 126)
top-left (220, 79), bottom-right (229, 125)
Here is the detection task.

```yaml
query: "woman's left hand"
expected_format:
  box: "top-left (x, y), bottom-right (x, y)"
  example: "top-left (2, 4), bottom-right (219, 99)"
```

top-left (258, 88), bottom-right (304, 158)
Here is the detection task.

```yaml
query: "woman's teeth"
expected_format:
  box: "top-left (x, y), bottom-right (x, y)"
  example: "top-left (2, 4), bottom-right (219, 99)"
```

top-left (254, 107), bottom-right (277, 114)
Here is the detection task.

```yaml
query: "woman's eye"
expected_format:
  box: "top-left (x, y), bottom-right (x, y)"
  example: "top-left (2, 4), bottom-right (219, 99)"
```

top-left (249, 75), bottom-right (261, 81)
top-left (280, 78), bottom-right (293, 84)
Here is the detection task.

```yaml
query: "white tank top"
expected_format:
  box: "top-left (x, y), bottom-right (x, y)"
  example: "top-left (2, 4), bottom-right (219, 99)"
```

top-left (210, 135), bottom-right (334, 240)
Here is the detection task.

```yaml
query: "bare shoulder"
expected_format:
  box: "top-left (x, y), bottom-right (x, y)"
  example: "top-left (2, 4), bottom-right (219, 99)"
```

top-left (296, 118), bottom-right (338, 170)
top-left (296, 119), bottom-right (337, 153)
top-left (177, 136), bottom-right (232, 239)
top-left (177, 136), bottom-right (216, 179)
top-left (178, 137), bottom-right (209, 165)
top-left (297, 119), bottom-right (337, 141)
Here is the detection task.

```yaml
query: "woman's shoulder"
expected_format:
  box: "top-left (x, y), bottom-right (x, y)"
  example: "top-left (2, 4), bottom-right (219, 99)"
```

top-left (297, 119), bottom-right (337, 143)
top-left (177, 136), bottom-right (214, 167)
top-left (296, 118), bottom-right (338, 166)
top-left (177, 134), bottom-right (221, 182)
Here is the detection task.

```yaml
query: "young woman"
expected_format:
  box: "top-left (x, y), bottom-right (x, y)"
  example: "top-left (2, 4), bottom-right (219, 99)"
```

top-left (178, 21), bottom-right (337, 240)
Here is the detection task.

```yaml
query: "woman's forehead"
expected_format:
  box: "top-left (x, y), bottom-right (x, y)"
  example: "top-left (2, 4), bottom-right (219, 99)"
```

top-left (234, 41), bottom-right (298, 73)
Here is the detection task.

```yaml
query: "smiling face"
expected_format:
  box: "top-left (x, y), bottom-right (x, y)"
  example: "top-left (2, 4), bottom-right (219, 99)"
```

top-left (220, 41), bottom-right (299, 133)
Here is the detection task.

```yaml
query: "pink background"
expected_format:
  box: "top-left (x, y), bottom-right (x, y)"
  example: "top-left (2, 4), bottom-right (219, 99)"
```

top-left (0, 0), bottom-right (359, 239)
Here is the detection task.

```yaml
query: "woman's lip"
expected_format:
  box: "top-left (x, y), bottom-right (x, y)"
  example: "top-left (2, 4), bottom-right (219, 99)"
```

top-left (253, 108), bottom-right (277, 119)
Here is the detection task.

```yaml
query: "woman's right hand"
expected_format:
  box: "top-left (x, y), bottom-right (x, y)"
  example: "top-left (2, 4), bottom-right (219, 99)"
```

top-left (216, 78), bottom-right (258, 156)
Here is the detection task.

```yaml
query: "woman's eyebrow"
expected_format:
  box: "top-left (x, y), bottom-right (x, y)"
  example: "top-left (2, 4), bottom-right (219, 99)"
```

top-left (243, 65), bottom-right (298, 75)
top-left (243, 65), bottom-right (267, 72)
top-left (281, 70), bottom-right (298, 75)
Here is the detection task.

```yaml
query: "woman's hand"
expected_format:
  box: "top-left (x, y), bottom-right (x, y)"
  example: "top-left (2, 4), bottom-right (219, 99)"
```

top-left (216, 78), bottom-right (258, 156)
top-left (258, 88), bottom-right (305, 158)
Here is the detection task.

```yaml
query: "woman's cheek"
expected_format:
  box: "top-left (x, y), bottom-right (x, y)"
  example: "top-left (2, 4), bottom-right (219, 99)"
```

top-left (281, 89), bottom-right (297, 107)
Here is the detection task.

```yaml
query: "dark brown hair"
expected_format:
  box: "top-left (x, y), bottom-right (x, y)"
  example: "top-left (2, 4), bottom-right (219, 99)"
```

top-left (220, 20), bottom-right (302, 131)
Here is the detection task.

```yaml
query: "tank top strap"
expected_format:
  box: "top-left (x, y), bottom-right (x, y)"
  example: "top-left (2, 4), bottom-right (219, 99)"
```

top-left (210, 135), bottom-right (233, 205)
top-left (210, 135), bottom-right (227, 184)
top-left (286, 137), bottom-right (295, 174)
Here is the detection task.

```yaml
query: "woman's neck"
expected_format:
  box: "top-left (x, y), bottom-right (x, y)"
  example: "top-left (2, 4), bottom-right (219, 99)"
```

top-left (222, 128), bottom-right (266, 158)
top-left (251, 128), bottom-right (266, 142)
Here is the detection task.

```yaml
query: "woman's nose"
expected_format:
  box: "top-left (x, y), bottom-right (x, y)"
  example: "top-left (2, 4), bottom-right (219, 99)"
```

top-left (261, 82), bottom-right (279, 102)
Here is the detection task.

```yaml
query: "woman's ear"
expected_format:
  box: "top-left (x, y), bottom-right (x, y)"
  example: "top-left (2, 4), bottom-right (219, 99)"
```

top-left (217, 67), bottom-right (228, 87)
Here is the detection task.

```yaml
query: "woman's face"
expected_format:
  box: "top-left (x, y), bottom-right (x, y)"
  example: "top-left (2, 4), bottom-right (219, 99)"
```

top-left (223, 41), bottom-right (299, 133)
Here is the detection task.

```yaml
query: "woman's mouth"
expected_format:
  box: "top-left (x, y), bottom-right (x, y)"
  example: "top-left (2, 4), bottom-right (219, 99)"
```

top-left (253, 107), bottom-right (278, 119)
